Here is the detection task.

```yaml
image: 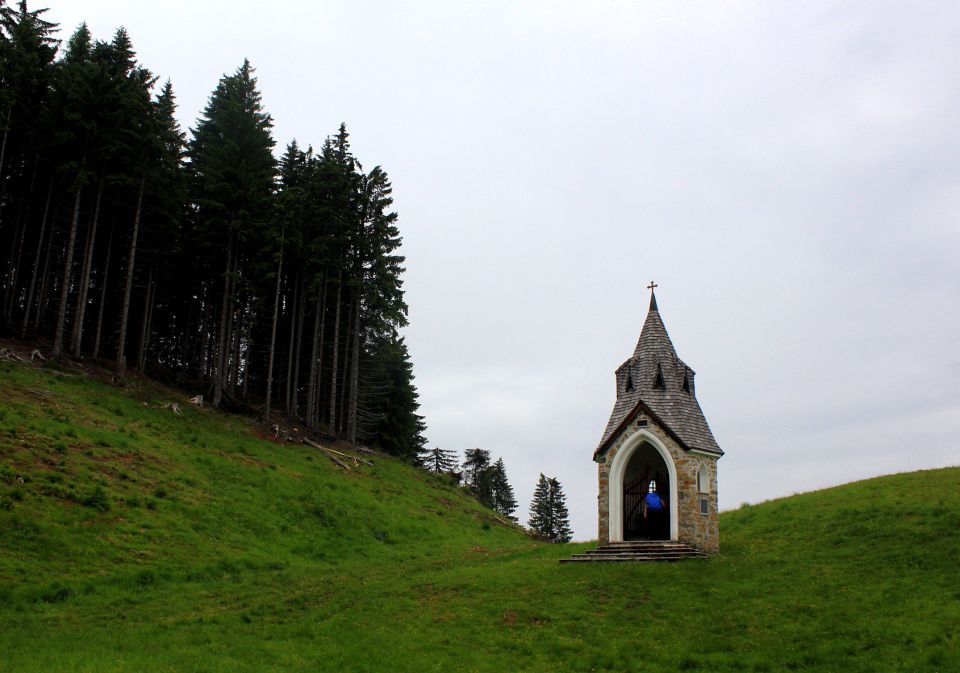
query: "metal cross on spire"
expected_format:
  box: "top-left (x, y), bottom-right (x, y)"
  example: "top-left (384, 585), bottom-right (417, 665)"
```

top-left (647, 281), bottom-right (658, 292)
top-left (647, 281), bottom-right (659, 311)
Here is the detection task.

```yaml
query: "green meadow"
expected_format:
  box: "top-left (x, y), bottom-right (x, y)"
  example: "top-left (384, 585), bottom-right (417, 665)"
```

top-left (0, 359), bottom-right (957, 672)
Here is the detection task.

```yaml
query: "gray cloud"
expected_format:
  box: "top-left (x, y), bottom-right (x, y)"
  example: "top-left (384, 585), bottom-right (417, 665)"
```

top-left (47, 0), bottom-right (960, 538)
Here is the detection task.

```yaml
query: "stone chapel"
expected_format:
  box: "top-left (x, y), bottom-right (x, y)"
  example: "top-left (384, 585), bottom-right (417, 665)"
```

top-left (594, 287), bottom-right (723, 554)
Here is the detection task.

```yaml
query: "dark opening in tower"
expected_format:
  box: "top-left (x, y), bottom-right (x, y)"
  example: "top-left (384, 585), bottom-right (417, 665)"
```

top-left (622, 442), bottom-right (670, 540)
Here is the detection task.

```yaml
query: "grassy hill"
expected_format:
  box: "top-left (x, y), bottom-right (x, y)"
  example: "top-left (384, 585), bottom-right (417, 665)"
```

top-left (1, 357), bottom-right (958, 672)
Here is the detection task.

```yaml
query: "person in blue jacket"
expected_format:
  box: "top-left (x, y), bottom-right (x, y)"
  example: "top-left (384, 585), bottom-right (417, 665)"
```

top-left (643, 480), bottom-right (665, 536)
top-left (644, 481), bottom-right (664, 512)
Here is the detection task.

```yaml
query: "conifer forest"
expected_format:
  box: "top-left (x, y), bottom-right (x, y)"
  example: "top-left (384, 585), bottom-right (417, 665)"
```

top-left (0, 4), bottom-right (427, 459)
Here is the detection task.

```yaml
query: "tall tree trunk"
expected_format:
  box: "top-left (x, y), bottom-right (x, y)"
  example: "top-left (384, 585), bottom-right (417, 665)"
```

top-left (147, 280), bottom-right (157, 368)
top-left (263, 230), bottom-right (283, 422)
top-left (20, 176), bottom-right (54, 338)
top-left (312, 273), bottom-right (329, 430)
top-left (346, 288), bottom-right (362, 444)
top-left (199, 288), bottom-right (213, 377)
top-left (212, 228), bottom-right (233, 408)
top-left (241, 315), bottom-right (251, 400)
top-left (290, 273), bottom-right (306, 418)
top-left (328, 268), bottom-right (343, 437)
top-left (4, 157), bottom-right (37, 321)
top-left (142, 278), bottom-right (156, 372)
top-left (181, 293), bottom-right (195, 372)
top-left (136, 267), bottom-right (155, 371)
top-left (285, 274), bottom-right (299, 414)
top-left (91, 219), bottom-right (115, 359)
top-left (224, 246), bottom-right (240, 394)
top-left (52, 184), bottom-right (83, 358)
top-left (226, 306), bottom-right (238, 390)
top-left (115, 175), bottom-right (145, 377)
top-left (35, 203), bottom-right (59, 330)
top-left (3, 204), bottom-right (23, 320)
top-left (71, 177), bottom-right (103, 356)
top-left (240, 318), bottom-right (253, 401)
top-left (305, 276), bottom-right (323, 430)
top-left (338, 295), bottom-right (353, 438)
top-left (228, 294), bottom-right (242, 394)
top-left (0, 105), bottom-right (12, 232)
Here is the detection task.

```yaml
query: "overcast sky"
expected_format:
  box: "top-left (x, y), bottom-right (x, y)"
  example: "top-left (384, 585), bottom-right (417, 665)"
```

top-left (42, 0), bottom-right (960, 539)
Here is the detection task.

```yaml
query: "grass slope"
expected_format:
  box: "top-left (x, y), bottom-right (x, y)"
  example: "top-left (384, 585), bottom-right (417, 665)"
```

top-left (1, 359), bottom-right (958, 672)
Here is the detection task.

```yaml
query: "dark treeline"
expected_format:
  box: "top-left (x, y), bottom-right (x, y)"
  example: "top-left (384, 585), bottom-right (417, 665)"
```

top-left (0, 3), bottom-right (426, 459)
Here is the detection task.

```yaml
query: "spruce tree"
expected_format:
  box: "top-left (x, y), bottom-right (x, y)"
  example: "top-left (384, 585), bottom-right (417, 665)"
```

top-left (110, 35), bottom-right (158, 375)
top-left (462, 448), bottom-right (490, 487)
top-left (528, 473), bottom-right (552, 539)
top-left (548, 477), bottom-right (573, 543)
top-left (49, 23), bottom-right (95, 358)
top-left (74, 27), bottom-right (153, 358)
top-left (462, 448), bottom-right (496, 508)
top-left (0, 1), bottom-right (57, 322)
top-left (528, 474), bottom-right (572, 542)
top-left (321, 125), bottom-right (358, 437)
top-left (129, 78), bottom-right (185, 366)
top-left (489, 458), bottom-right (518, 519)
top-left (349, 164), bottom-right (406, 443)
top-left (274, 140), bottom-right (310, 420)
top-left (188, 59), bottom-right (275, 405)
top-left (360, 334), bottom-right (426, 459)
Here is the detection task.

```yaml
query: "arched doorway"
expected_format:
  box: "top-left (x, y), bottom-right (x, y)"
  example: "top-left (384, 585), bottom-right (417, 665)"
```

top-left (623, 442), bottom-right (670, 540)
top-left (607, 429), bottom-right (678, 542)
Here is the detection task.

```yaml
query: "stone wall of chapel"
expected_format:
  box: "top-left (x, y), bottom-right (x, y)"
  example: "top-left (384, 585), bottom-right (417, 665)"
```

top-left (596, 412), bottom-right (719, 553)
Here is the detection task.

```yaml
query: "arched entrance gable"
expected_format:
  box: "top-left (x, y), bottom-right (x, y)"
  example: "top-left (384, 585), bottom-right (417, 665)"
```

top-left (607, 429), bottom-right (679, 542)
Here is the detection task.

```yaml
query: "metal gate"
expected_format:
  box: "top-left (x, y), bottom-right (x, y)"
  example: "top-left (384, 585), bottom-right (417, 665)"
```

top-left (624, 478), bottom-right (647, 540)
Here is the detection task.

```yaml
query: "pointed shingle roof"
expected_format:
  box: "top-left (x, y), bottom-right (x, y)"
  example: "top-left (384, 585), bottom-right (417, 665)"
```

top-left (594, 292), bottom-right (723, 458)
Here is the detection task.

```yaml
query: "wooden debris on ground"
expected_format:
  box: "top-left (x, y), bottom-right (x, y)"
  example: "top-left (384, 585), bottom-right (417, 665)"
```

top-left (324, 453), bottom-right (352, 470)
top-left (189, 394), bottom-right (203, 408)
top-left (164, 402), bottom-right (183, 415)
top-left (320, 443), bottom-right (375, 467)
top-left (301, 438), bottom-right (374, 469)
top-left (0, 347), bottom-right (28, 363)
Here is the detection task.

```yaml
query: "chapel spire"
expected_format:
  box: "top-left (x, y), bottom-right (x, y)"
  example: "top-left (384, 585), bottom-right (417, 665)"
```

top-left (632, 285), bottom-right (675, 362)
top-left (597, 289), bottom-right (723, 458)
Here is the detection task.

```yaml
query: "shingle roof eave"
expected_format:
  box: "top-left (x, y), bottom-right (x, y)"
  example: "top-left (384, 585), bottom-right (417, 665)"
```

top-left (593, 396), bottom-right (725, 458)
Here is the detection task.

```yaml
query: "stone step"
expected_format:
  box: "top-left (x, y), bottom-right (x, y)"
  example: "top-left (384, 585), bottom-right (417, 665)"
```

top-left (581, 550), bottom-right (703, 557)
top-left (560, 554), bottom-right (702, 563)
top-left (590, 547), bottom-right (701, 553)
top-left (596, 544), bottom-right (686, 551)
top-left (582, 549), bottom-right (703, 556)
top-left (560, 541), bottom-right (706, 563)
top-left (588, 547), bottom-right (700, 553)
top-left (582, 552), bottom-right (701, 557)
top-left (603, 540), bottom-right (687, 546)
